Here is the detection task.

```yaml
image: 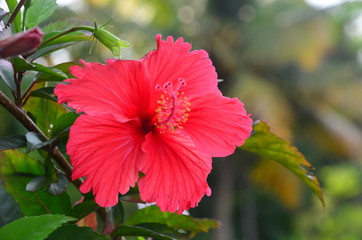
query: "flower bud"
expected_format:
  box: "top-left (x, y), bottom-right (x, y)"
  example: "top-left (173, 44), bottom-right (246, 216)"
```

top-left (93, 27), bottom-right (130, 57)
top-left (0, 27), bottom-right (44, 58)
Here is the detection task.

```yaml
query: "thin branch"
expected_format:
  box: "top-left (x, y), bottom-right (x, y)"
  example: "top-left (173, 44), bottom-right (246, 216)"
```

top-left (14, 72), bottom-right (23, 107)
top-left (0, 89), bottom-right (108, 222)
top-left (21, 78), bottom-right (37, 106)
top-left (0, 90), bottom-right (80, 186)
top-left (5, 0), bottom-right (29, 28)
top-left (40, 26), bottom-right (94, 48)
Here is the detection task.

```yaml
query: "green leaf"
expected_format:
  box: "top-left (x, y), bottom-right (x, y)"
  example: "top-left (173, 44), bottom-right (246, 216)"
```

top-left (32, 63), bottom-right (68, 81)
top-left (118, 186), bottom-right (144, 203)
top-left (44, 158), bottom-right (58, 182)
top-left (26, 157), bottom-right (68, 195)
top-left (51, 112), bottom-right (78, 137)
top-left (103, 203), bottom-right (124, 234)
top-left (35, 62), bottom-right (75, 82)
top-left (119, 193), bottom-right (144, 203)
top-left (0, 150), bottom-right (71, 216)
top-left (0, 135), bottom-right (27, 151)
top-left (26, 176), bottom-right (52, 192)
top-left (25, 131), bottom-right (42, 146)
top-left (47, 112), bottom-right (78, 153)
top-left (50, 62), bottom-right (77, 78)
top-left (26, 156), bottom-right (68, 194)
top-left (24, 0), bottom-right (32, 9)
top-left (24, 96), bottom-right (66, 137)
top-left (25, 132), bottom-right (46, 152)
top-left (29, 87), bottom-right (57, 102)
top-left (46, 224), bottom-right (110, 240)
top-left (0, 59), bottom-right (16, 93)
top-left (24, 0), bottom-right (57, 29)
top-left (0, 150), bottom-right (44, 176)
top-left (69, 200), bottom-right (99, 220)
top-left (36, 190), bottom-right (72, 215)
top-left (11, 56), bottom-right (36, 72)
top-left (0, 180), bottom-right (23, 228)
top-left (47, 173), bottom-right (68, 195)
top-left (8, 60), bottom-right (68, 81)
top-left (126, 205), bottom-right (219, 235)
top-left (0, 214), bottom-right (75, 240)
top-left (4, 0), bottom-right (17, 11)
top-left (240, 121), bottom-right (325, 206)
top-left (24, 131), bottom-right (56, 152)
top-left (114, 224), bottom-right (187, 240)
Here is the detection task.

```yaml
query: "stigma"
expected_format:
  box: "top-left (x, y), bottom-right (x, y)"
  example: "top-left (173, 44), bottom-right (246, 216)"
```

top-left (154, 78), bottom-right (191, 133)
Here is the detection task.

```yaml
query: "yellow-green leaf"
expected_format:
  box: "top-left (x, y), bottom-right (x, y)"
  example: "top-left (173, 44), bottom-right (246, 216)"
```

top-left (241, 121), bottom-right (324, 206)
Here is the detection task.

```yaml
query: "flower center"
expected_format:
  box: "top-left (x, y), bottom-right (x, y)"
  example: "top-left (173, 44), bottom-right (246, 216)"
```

top-left (154, 78), bottom-right (191, 134)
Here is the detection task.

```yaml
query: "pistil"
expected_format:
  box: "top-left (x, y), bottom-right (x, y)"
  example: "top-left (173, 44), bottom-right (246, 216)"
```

top-left (154, 78), bottom-right (191, 133)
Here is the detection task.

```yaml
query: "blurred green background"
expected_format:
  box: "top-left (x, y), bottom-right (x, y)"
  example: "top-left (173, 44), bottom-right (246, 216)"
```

top-left (2, 0), bottom-right (362, 239)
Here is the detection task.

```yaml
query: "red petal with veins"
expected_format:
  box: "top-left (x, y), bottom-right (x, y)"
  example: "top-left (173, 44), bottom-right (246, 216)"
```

top-left (55, 60), bottom-right (151, 120)
top-left (139, 131), bottom-right (211, 214)
top-left (183, 93), bottom-right (253, 157)
top-left (142, 35), bottom-right (219, 100)
top-left (67, 114), bottom-right (145, 207)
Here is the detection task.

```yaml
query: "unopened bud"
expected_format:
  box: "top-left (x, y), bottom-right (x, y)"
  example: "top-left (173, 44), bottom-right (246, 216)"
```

top-left (93, 27), bottom-right (130, 57)
top-left (0, 27), bottom-right (44, 58)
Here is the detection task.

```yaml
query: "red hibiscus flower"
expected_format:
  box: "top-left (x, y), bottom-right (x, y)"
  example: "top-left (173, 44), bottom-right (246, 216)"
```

top-left (54, 35), bottom-right (253, 213)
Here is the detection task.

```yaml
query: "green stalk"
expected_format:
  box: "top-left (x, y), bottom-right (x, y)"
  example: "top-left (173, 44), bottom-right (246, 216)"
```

top-left (40, 26), bottom-right (95, 48)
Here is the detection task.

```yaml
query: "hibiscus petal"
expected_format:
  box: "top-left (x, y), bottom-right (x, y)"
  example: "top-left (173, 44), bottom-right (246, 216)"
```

top-left (139, 132), bottom-right (212, 214)
top-left (183, 93), bottom-right (253, 157)
top-left (54, 60), bottom-right (151, 119)
top-left (142, 34), bottom-right (219, 98)
top-left (67, 114), bottom-right (145, 207)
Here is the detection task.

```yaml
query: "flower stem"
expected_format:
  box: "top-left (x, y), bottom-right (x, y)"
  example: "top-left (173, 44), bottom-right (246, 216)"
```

top-left (5, 0), bottom-right (29, 29)
top-left (14, 72), bottom-right (23, 107)
top-left (0, 89), bottom-right (108, 222)
top-left (0, 90), bottom-right (80, 186)
top-left (21, 79), bottom-right (36, 106)
top-left (40, 26), bottom-right (95, 48)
